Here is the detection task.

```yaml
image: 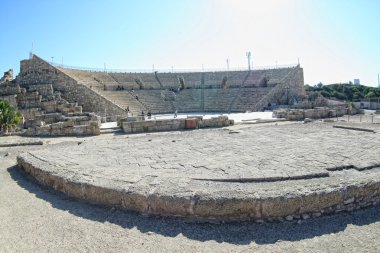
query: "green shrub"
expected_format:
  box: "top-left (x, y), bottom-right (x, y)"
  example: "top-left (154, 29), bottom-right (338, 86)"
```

top-left (0, 99), bottom-right (21, 134)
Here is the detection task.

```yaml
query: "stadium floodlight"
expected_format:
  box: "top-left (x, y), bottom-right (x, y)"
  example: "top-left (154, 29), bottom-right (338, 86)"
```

top-left (30, 42), bottom-right (34, 59)
top-left (226, 58), bottom-right (230, 77)
top-left (246, 51), bottom-right (251, 71)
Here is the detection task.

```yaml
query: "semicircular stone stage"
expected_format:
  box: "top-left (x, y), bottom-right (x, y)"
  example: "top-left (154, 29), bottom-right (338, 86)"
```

top-left (17, 123), bottom-right (380, 221)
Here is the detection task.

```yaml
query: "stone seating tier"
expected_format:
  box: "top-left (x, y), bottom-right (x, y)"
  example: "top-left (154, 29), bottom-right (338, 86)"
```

top-left (52, 65), bottom-right (301, 114)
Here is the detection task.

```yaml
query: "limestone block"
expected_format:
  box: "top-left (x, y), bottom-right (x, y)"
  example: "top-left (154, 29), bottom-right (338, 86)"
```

top-left (88, 120), bottom-right (99, 127)
top-left (136, 121), bottom-right (155, 127)
top-left (71, 125), bottom-right (87, 134)
top-left (187, 116), bottom-right (203, 121)
top-left (328, 110), bottom-right (337, 117)
top-left (0, 86), bottom-right (19, 96)
top-left (126, 116), bottom-right (144, 122)
top-left (147, 126), bottom-right (156, 132)
top-left (35, 120), bottom-right (45, 127)
top-left (304, 118), bottom-right (313, 123)
top-left (133, 127), bottom-right (144, 133)
top-left (155, 120), bottom-right (169, 126)
top-left (63, 127), bottom-right (74, 135)
top-left (78, 121), bottom-right (89, 125)
top-left (62, 120), bottom-right (74, 127)
top-left (117, 117), bottom-right (127, 126)
top-left (51, 128), bottom-right (63, 135)
top-left (24, 128), bottom-right (36, 136)
top-left (93, 127), bottom-right (100, 135)
top-left (35, 126), bottom-right (51, 136)
top-left (122, 124), bottom-right (131, 133)
top-left (73, 106), bottom-right (82, 113)
top-left (51, 122), bottom-right (64, 129)
top-left (179, 120), bottom-right (186, 128)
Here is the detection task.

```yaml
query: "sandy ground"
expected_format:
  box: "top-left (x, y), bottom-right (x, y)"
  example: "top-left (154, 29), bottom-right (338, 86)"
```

top-left (1, 129), bottom-right (380, 252)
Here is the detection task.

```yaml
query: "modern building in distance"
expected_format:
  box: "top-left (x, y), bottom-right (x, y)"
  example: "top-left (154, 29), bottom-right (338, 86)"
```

top-left (354, 79), bottom-right (360, 85)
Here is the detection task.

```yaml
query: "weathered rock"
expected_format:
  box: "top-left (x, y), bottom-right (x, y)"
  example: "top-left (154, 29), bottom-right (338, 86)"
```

top-left (304, 118), bottom-right (313, 123)
top-left (0, 69), bottom-right (13, 83)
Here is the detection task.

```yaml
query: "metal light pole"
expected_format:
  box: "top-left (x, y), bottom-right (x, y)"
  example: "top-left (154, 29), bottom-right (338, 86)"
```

top-left (246, 51), bottom-right (251, 71)
top-left (285, 85), bottom-right (290, 105)
top-left (226, 58), bottom-right (230, 78)
top-left (30, 42), bottom-right (34, 59)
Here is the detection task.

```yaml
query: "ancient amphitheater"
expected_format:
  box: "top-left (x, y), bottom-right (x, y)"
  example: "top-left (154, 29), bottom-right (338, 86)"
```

top-left (2, 54), bottom-right (380, 226)
top-left (17, 55), bottom-right (304, 117)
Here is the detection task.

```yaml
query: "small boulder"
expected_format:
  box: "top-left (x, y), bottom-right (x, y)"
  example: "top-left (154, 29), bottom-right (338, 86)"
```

top-left (304, 118), bottom-right (313, 123)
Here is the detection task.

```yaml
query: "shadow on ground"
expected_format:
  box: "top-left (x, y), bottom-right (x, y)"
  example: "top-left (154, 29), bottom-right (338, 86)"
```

top-left (8, 165), bottom-right (380, 245)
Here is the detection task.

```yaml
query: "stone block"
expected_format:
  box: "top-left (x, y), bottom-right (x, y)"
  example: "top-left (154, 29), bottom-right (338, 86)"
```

top-left (127, 116), bottom-right (144, 122)
top-left (186, 118), bottom-right (198, 129)
top-left (304, 118), bottom-right (313, 123)
top-left (71, 125), bottom-right (87, 134)
top-left (35, 126), bottom-right (51, 136)
top-left (51, 122), bottom-right (64, 129)
top-left (88, 120), bottom-right (99, 127)
top-left (62, 120), bottom-right (74, 127)
top-left (23, 128), bottom-right (36, 136)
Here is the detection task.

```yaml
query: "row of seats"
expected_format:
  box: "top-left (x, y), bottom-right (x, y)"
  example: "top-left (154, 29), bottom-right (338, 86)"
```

top-left (232, 87), bottom-right (273, 111)
top-left (59, 67), bottom-right (290, 114)
top-left (101, 90), bottom-right (146, 115)
top-left (133, 90), bottom-right (173, 114)
top-left (59, 67), bottom-right (293, 90)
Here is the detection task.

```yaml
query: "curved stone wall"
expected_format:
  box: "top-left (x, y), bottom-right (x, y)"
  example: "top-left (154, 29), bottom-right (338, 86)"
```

top-left (16, 123), bottom-right (380, 222)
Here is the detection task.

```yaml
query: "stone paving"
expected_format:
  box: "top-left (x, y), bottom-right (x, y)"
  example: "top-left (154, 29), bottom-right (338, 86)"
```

top-left (3, 159), bottom-right (380, 253)
top-left (17, 122), bottom-right (380, 221)
top-left (2, 125), bottom-right (380, 252)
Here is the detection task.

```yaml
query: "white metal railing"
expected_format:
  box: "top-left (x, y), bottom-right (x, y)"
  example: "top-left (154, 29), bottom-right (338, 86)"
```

top-left (50, 60), bottom-right (298, 74)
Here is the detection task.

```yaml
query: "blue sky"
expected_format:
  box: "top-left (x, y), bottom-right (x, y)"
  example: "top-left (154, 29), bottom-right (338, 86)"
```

top-left (1, 0), bottom-right (379, 86)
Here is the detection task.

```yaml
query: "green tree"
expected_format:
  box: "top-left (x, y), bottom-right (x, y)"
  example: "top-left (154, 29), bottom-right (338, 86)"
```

top-left (365, 91), bottom-right (376, 98)
top-left (331, 91), bottom-right (347, 100)
top-left (353, 92), bottom-right (361, 100)
top-left (0, 99), bottom-right (21, 134)
top-left (320, 90), bottom-right (331, 98)
top-left (306, 83), bottom-right (380, 101)
top-left (304, 84), bottom-right (314, 91)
